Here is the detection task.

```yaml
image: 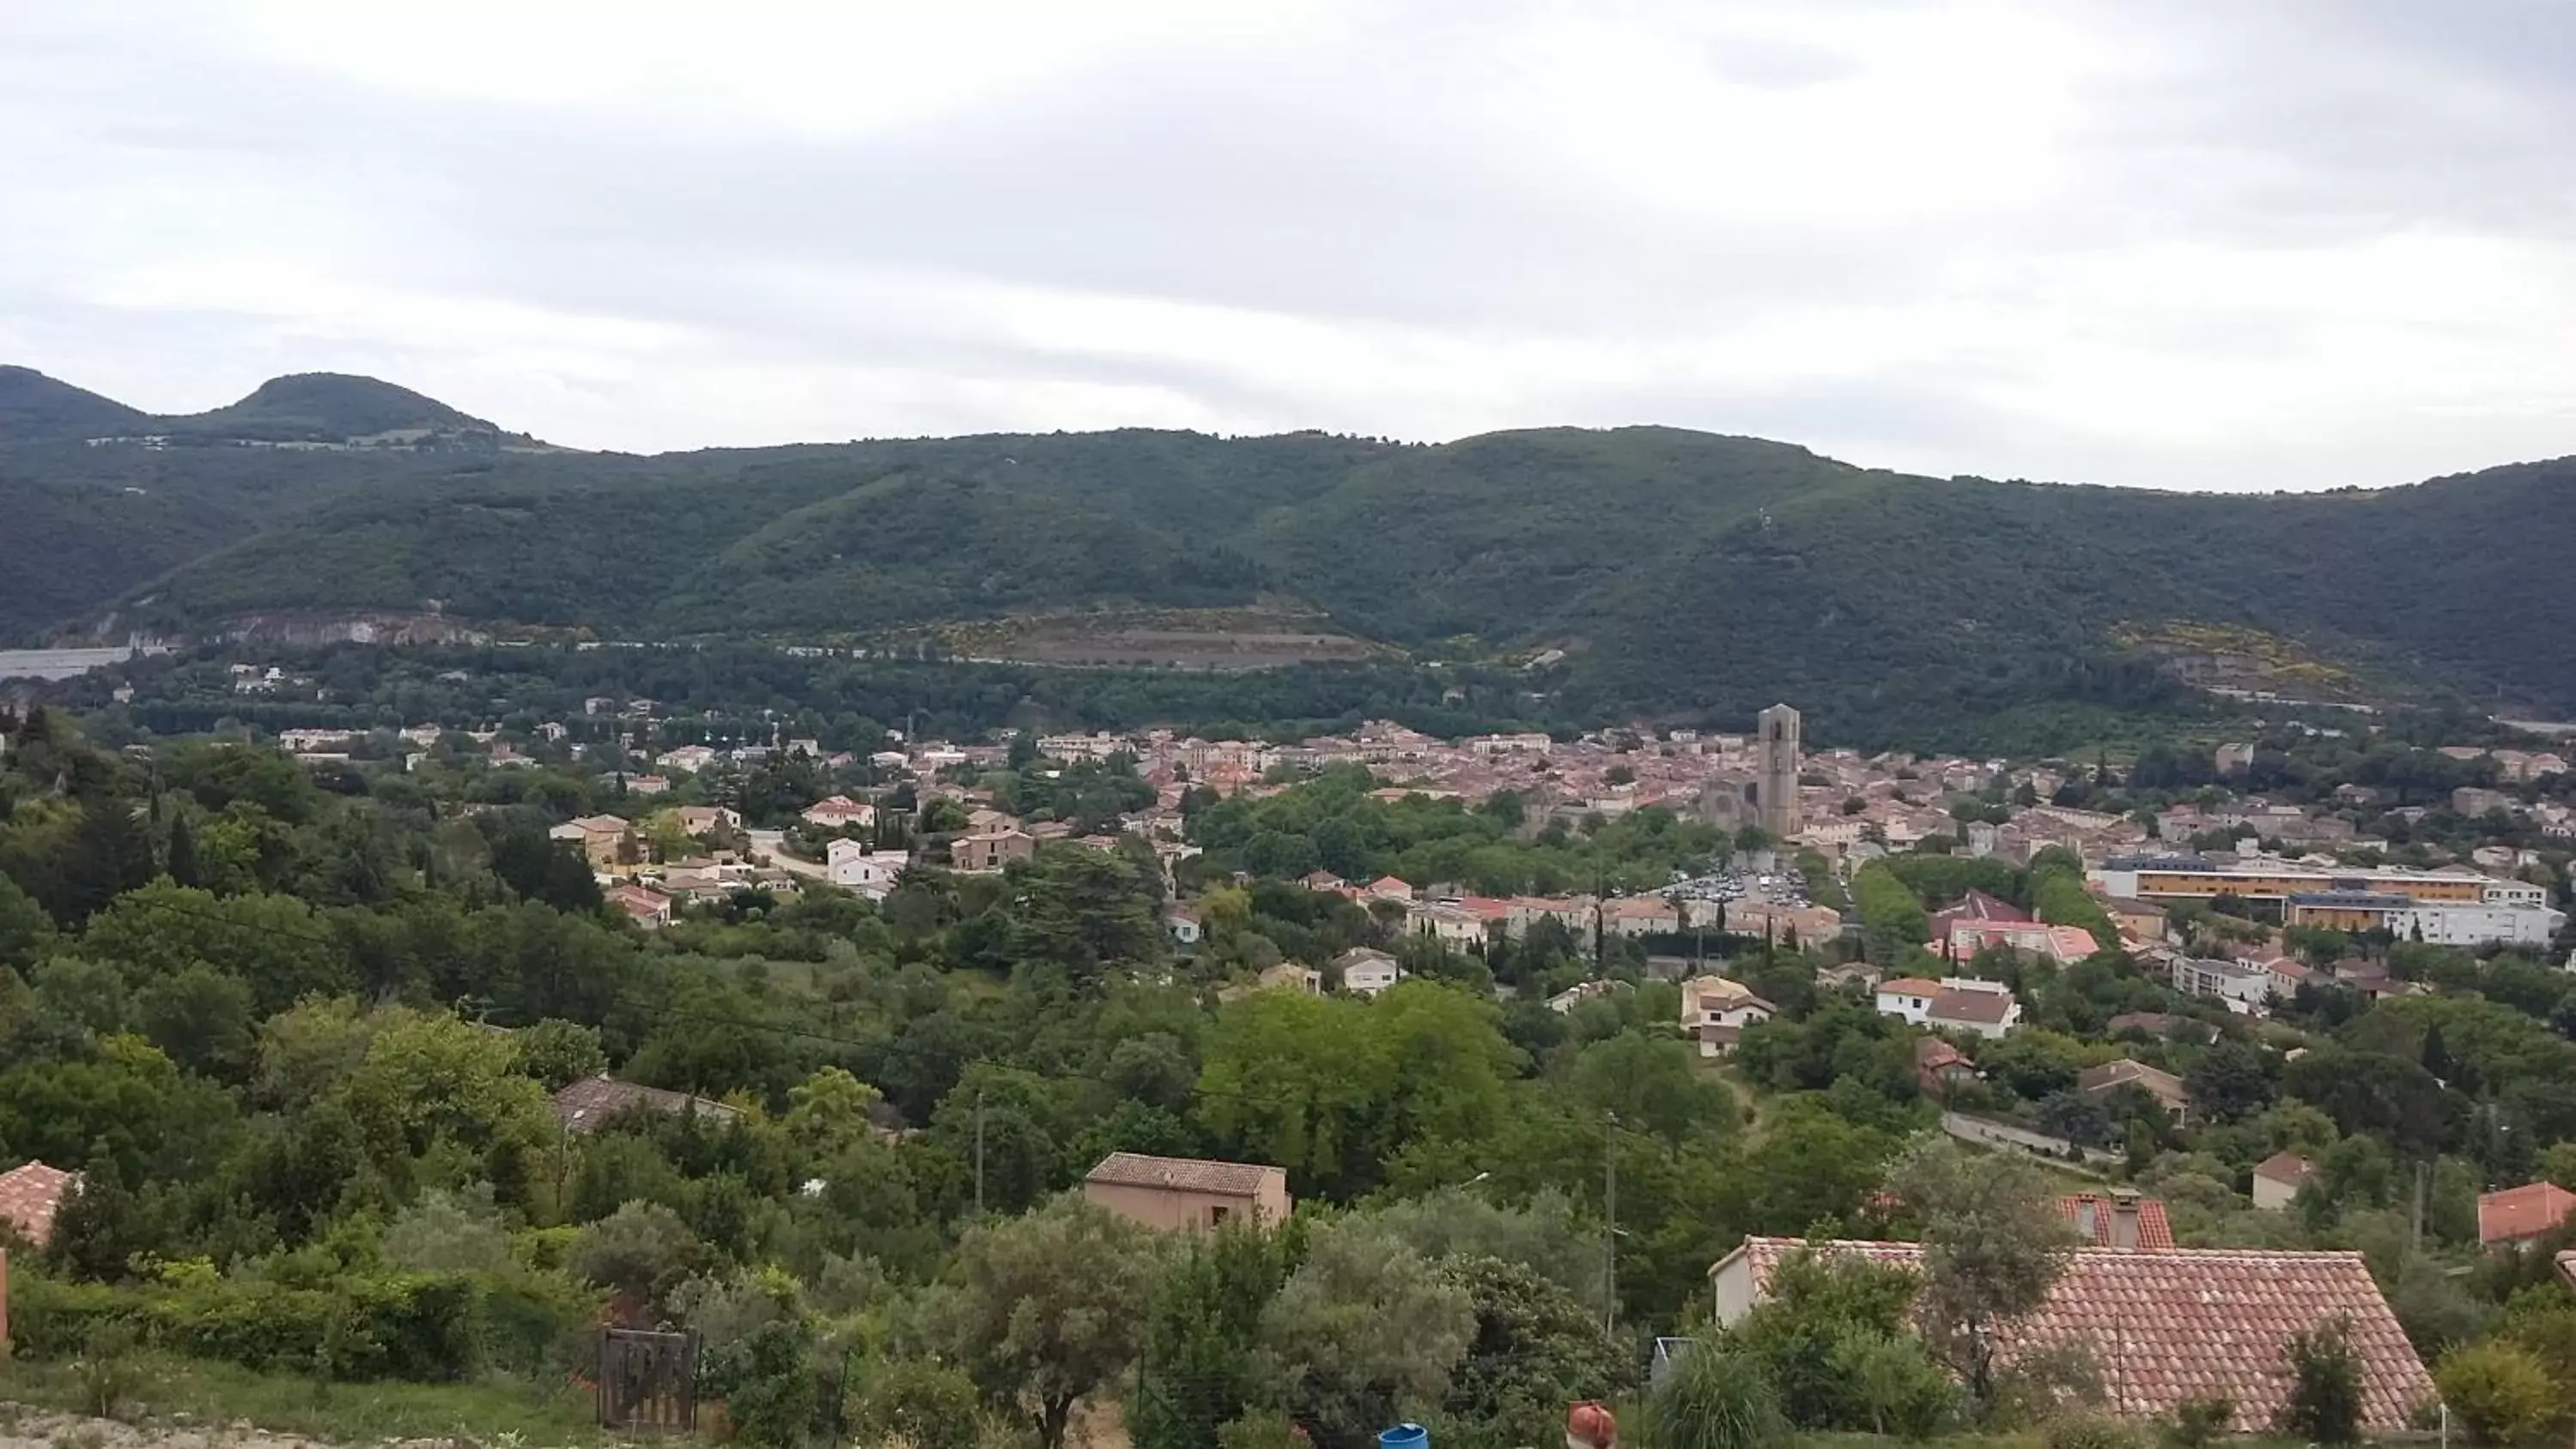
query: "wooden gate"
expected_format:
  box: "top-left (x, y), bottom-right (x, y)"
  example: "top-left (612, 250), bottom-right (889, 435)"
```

top-left (598, 1327), bottom-right (699, 1432)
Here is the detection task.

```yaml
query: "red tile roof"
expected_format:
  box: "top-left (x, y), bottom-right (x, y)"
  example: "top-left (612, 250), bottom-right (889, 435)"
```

top-left (2058, 1193), bottom-right (2175, 1249)
top-left (2253, 1151), bottom-right (2318, 1188)
top-left (1931, 888), bottom-right (2033, 925)
top-left (1716, 1239), bottom-right (2433, 1432)
top-left (0, 1161), bottom-right (80, 1247)
top-left (2477, 1181), bottom-right (2576, 1246)
top-left (1084, 1151), bottom-right (1278, 1197)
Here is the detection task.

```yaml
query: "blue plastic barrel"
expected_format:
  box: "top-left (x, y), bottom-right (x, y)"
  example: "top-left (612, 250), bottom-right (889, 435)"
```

top-left (1380, 1425), bottom-right (1429, 1449)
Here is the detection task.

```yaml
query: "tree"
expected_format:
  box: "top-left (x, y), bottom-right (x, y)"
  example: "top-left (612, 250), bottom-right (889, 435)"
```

top-left (935, 1194), bottom-right (1166, 1449)
top-left (1255, 1221), bottom-right (1475, 1449)
top-left (2182, 1038), bottom-right (2275, 1124)
top-left (2433, 1340), bottom-right (2555, 1448)
top-left (1727, 1246), bottom-right (1939, 1432)
top-left (2275, 1317), bottom-right (2364, 1446)
top-left (1133, 1223), bottom-right (1301, 1449)
top-left (1569, 1029), bottom-right (1741, 1148)
top-left (511, 1017), bottom-right (608, 1089)
top-left (1882, 1137), bottom-right (2079, 1413)
top-left (1439, 1256), bottom-right (1636, 1449)
top-left (781, 1065), bottom-right (886, 1161)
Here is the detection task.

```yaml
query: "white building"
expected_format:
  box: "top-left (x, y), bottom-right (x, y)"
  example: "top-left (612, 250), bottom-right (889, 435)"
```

top-left (2172, 956), bottom-right (2276, 1014)
top-left (1681, 974), bottom-right (1777, 1056)
top-left (2388, 901), bottom-right (2565, 948)
top-left (825, 840), bottom-right (904, 900)
top-left (1874, 976), bottom-right (2021, 1040)
top-left (1334, 948), bottom-right (1404, 997)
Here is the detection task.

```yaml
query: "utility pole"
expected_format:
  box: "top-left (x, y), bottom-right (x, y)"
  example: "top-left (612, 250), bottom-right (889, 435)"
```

top-left (1602, 1110), bottom-right (1619, 1336)
top-left (974, 1089), bottom-right (987, 1218)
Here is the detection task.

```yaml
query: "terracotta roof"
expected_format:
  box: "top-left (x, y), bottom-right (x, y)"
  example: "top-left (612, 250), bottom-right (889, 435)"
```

top-left (2253, 1152), bottom-right (2318, 1188)
top-left (550, 1075), bottom-right (742, 1133)
top-left (2477, 1181), bottom-right (2576, 1246)
top-left (1878, 977), bottom-right (1946, 995)
top-left (1914, 1036), bottom-right (1971, 1070)
top-left (1716, 1239), bottom-right (2433, 1433)
top-left (2059, 1193), bottom-right (2175, 1249)
top-left (1931, 888), bottom-right (2034, 925)
top-left (1084, 1152), bottom-right (1276, 1197)
top-left (0, 1161), bottom-right (81, 1247)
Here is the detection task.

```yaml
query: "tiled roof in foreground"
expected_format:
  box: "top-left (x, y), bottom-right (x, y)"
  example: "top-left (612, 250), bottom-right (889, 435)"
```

top-left (1716, 1238), bottom-right (2433, 1433)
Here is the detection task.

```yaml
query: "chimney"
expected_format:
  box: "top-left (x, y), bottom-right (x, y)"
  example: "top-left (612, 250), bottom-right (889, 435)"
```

top-left (2110, 1187), bottom-right (2142, 1250)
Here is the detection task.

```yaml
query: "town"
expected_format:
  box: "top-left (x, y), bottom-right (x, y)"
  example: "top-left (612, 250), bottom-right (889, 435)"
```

top-left (6, 658), bottom-right (2576, 1449)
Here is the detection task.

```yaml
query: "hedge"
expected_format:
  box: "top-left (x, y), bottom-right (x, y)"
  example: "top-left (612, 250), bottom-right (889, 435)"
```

top-left (4, 1270), bottom-right (594, 1382)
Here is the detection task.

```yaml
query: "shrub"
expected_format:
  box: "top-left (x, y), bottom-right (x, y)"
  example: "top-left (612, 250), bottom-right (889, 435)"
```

top-left (1214, 1410), bottom-right (1310, 1449)
top-left (2043, 1413), bottom-right (2140, 1449)
top-left (2276, 1317), bottom-right (2364, 1447)
top-left (71, 1321), bottom-right (143, 1420)
top-left (2163, 1395), bottom-right (2233, 1449)
top-left (850, 1358), bottom-right (984, 1449)
top-left (2434, 1340), bottom-right (2556, 1446)
top-left (568, 1201), bottom-right (703, 1309)
top-left (1643, 1346), bottom-right (1789, 1449)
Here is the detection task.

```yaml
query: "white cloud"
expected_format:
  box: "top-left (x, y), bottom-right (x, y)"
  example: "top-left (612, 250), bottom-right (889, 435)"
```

top-left (1, 0), bottom-right (2571, 488)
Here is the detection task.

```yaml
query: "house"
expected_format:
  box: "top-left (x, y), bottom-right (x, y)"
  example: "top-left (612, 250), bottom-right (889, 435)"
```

top-left (1942, 919), bottom-right (2101, 965)
top-left (1547, 979), bottom-right (1634, 1013)
top-left (1912, 1035), bottom-right (1980, 1095)
top-left (2477, 1181), bottom-right (2576, 1251)
top-left (2059, 1190), bottom-right (2174, 1249)
top-left (1364, 876), bottom-right (1414, 902)
top-left (670, 805), bottom-right (742, 838)
top-left (608, 883), bottom-right (674, 929)
top-left (952, 828), bottom-right (1036, 873)
top-left (550, 1075), bottom-right (742, 1134)
top-left (0, 1161), bottom-right (81, 1247)
top-left (2077, 1058), bottom-right (2191, 1125)
top-left (1610, 895), bottom-right (1687, 937)
top-left (657, 744), bottom-right (719, 774)
top-left (2252, 1152), bottom-right (2317, 1211)
top-left (549, 814), bottom-right (635, 868)
top-left (1163, 903), bottom-right (1203, 945)
top-left (1876, 977), bottom-right (2020, 1039)
top-left (1679, 974), bottom-right (1777, 1057)
top-left (1081, 1152), bottom-right (1291, 1231)
top-left (1256, 962), bottom-right (1323, 996)
top-left (1710, 1239), bottom-right (2433, 1434)
top-left (1300, 870), bottom-right (1347, 894)
top-left (802, 795), bottom-right (877, 830)
top-left (1333, 947), bottom-right (1403, 997)
top-left (2099, 896), bottom-right (2169, 944)
top-left (825, 839), bottom-right (904, 900)
top-left (623, 774), bottom-right (672, 797)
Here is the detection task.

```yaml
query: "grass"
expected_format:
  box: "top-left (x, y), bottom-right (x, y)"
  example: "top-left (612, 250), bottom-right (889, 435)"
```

top-left (0, 1352), bottom-right (614, 1445)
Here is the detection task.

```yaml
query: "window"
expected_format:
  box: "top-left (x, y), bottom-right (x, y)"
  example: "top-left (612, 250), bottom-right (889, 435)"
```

top-left (1210, 1204), bottom-right (1232, 1227)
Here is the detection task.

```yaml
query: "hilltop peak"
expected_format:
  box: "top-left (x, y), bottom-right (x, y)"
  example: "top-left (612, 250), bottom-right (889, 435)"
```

top-left (0, 365), bottom-right (150, 442)
top-left (177, 372), bottom-right (501, 442)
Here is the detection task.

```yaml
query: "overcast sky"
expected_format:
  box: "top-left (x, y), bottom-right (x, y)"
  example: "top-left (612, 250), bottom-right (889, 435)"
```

top-left (5, 2), bottom-right (2573, 489)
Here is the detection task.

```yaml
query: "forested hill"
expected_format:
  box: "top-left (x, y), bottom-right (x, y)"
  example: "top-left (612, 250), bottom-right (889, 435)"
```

top-left (7, 364), bottom-right (2576, 731)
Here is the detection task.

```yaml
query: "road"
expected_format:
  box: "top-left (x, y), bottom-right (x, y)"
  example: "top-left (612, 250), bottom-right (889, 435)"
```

top-left (1941, 1111), bottom-right (2120, 1169)
top-left (746, 828), bottom-right (828, 882)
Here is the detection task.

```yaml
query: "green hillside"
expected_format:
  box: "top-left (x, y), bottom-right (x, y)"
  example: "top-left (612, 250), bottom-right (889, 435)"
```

top-left (0, 366), bottom-right (149, 442)
top-left (7, 364), bottom-right (2576, 734)
top-left (162, 371), bottom-right (501, 443)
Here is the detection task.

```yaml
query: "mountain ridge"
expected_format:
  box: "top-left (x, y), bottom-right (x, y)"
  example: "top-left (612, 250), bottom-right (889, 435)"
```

top-left (7, 365), bottom-right (2576, 736)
